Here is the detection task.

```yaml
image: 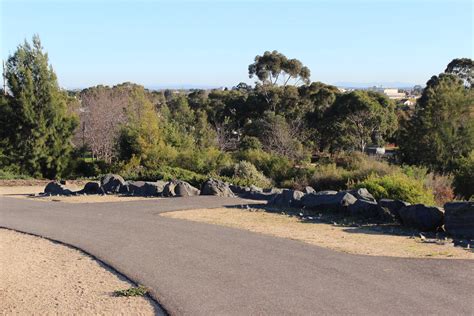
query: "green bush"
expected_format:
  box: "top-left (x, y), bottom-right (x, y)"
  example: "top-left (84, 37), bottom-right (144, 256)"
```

top-left (355, 173), bottom-right (435, 205)
top-left (120, 161), bottom-right (207, 187)
top-left (0, 168), bottom-right (32, 180)
top-left (235, 149), bottom-right (292, 184)
top-left (453, 151), bottom-right (474, 200)
top-left (175, 147), bottom-right (232, 175)
top-left (227, 161), bottom-right (272, 188)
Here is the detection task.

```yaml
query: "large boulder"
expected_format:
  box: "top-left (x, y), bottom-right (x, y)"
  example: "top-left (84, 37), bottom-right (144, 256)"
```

top-left (44, 181), bottom-right (73, 196)
top-left (348, 199), bottom-right (380, 218)
top-left (200, 178), bottom-right (235, 197)
top-left (301, 191), bottom-right (357, 211)
top-left (77, 181), bottom-right (102, 195)
top-left (124, 181), bottom-right (164, 196)
top-left (100, 174), bottom-right (126, 194)
top-left (348, 188), bottom-right (376, 203)
top-left (163, 180), bottom-right (200, 197)
top-left (444, 202), bottom-right (474, 238)
top-left (269, 189), bottom-right (304, 208)
top-left (378, 199), bottom-right (410, 222)
top-left (175, 181), bottom-right (200, 197)
top-left (229, 185), bottom-right (248, 195)
top-left (162, 180), bottom-right (177, 197)
top-left (398, 204), bottom-right (444, 231)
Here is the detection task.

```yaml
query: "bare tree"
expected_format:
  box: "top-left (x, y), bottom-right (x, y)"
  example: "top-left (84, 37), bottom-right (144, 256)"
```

top-left (75, 85), bottom-right (130, 162)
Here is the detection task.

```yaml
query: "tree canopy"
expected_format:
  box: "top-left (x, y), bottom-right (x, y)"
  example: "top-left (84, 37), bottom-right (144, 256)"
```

top-left (2, 35), bottom-right (77, 178)
top-left (248, 50), bottom-right (311, 86)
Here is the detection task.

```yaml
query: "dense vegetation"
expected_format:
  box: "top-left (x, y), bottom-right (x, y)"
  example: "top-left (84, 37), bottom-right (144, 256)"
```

top-left (1, 36), bottom-right (473, 203)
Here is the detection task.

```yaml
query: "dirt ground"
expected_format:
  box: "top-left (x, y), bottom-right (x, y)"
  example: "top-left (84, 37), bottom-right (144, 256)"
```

top-left (0, 229), bottom-right (160, 315)
top-left (162, 208), bottom-right (474, 259)
top-left (0, 185), bottom-right (161, 203)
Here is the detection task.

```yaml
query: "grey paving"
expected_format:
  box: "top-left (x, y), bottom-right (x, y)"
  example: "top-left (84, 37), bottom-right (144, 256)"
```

top-left (0, 196), bottom-right (473, 315)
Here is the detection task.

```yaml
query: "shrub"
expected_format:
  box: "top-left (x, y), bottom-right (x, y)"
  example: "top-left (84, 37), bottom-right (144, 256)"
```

top-left (229, 161), bottom-right (272, 188)
top-left (176, 147), bottom-right (232, 175)
top-left (424, 173), bottom-right (454, 205)
top-left (354, 173), bottom-right (435, 205)
top-left (239, 136), bottom-right (262, 151)
top-left (453, 151), bottom-right (474, 200)
top-left (120, 163), bottom-right (207, 187)
top-left (235, 149), bottom-right (292, 184)
top-left (310, 163), bottom-right (350, 191)
top-left (0, 168), bottom-right (32, 180)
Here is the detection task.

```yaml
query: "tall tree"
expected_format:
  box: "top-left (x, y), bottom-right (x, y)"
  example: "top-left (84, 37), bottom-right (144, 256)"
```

top-left (398, 73), bottom-right (473, 172)
top-left (248, 50), bottom-right (311, 87)
top-left (5, 35), bottom-right (77, 178)
top-left (445, 58), bottom-right (473, 87)
top-left (323, 91), bottom-right (397, 152)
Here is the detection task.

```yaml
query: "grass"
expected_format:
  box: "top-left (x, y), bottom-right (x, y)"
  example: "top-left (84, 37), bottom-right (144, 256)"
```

top-left (113, 285), bottom-right (148, 297)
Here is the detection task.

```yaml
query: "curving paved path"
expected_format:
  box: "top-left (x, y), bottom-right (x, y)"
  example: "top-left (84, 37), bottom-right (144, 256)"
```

top-left (1, 196), bottom-right (473, 315)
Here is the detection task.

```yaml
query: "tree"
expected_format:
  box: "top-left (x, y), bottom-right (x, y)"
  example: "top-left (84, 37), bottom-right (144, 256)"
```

top-left (398, 73), bottom-right (474, 172)
top-left (248, 50), bottom-right (310, 87)
top-left (4, 35), bottom-right (77, 178)
top-left (323, 91), bottom-right (397, 152)
top-left (445, 58), bottom-right (473, 87)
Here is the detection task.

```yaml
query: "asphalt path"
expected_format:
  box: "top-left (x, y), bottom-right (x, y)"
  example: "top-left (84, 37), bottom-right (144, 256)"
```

top-left (1, 196), bottom-right (473, 315)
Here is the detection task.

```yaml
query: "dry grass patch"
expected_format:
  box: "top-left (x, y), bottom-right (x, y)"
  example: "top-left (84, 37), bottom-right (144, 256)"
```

top-left (162, 208), bottom-right (473, 259)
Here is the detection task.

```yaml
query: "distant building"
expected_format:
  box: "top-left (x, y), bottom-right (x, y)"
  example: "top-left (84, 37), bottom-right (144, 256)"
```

top-left (380, 88), bottom-right (406, 99)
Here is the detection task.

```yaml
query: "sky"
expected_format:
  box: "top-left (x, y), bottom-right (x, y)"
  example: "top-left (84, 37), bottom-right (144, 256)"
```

top-left (1, 0), bottom-right (472, 89)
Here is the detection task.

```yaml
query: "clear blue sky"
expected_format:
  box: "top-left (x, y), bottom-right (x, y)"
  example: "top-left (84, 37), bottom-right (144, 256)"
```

top-left (1, 0), bottom-right (472, 89)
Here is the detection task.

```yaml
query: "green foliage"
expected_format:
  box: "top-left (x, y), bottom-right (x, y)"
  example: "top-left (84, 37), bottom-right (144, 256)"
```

top-left (226, 161), bottom-right (272, 188)
top-left (322, 91), bottom-right (398, 152)
top-left (0, 168), bottom-right (32, 180)
top-left (445, 58), bottom-right (473, 87)
top-left (119, 161), bottom-right (207, 187)
top-left (355, 173), bottom-right (435, 205)
top-left (3, 35), bottom-right (77, 178)
top-left (113, 286), bottom-right (148, 297)
top-left (235, 149), bottom-right (293, 184)
top-left (453, 151), bottom-right (474, 200)
top-left (248, 50), bottom-right (310, 86)
top-left (310, 153), bottom-right (395, 191)
top-left (398, 73), bottom-right (473, 172)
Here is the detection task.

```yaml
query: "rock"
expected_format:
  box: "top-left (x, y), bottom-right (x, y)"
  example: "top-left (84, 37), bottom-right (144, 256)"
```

top-left (100, 174), bottom-right (126, 194)
top-left (378, 199), bottom-right (410, 221)
top-left (200, 178), bottom-right (235, 197)
top-left (243, 189), bottom-right (278, 201)
top-left (125, 181), bottom-right (163, 196)
top-left (269, 189), bottom-right (305, 208)
top-left (229, 185), bottom-right (248, 195)
top-left (444, 202), bottom-right (474, 238)
top-left (398, 204), bottom-right (444, 231)
top-left (77, 181), bottom-right (102, 195)
top-left (303, 186), bottom-right (316, 194)
top-left (314, 190), bottom-right (338, 195)
top-left (175, 181), bottom-right (200, 197)
top-left (301, 191), bottom-right (357, 211)
top-left (348, 199), bottom-right (380, 218)
top-left (348, 188), bottom-right (376, 203)
top-left (249, 185), bottom-right (263, 193)
top-left (44, 181), bottom-right (73, 196)
top-left (163, 180), bottom-right (200, 197)
top-left (162, 181), bottom-right (177, 197)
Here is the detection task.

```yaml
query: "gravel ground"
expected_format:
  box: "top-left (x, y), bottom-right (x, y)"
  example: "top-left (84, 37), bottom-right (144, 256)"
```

top-left (0, 229), bottom-right (160, 315)
top-left (162, 207), bottom-right (474, 259)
